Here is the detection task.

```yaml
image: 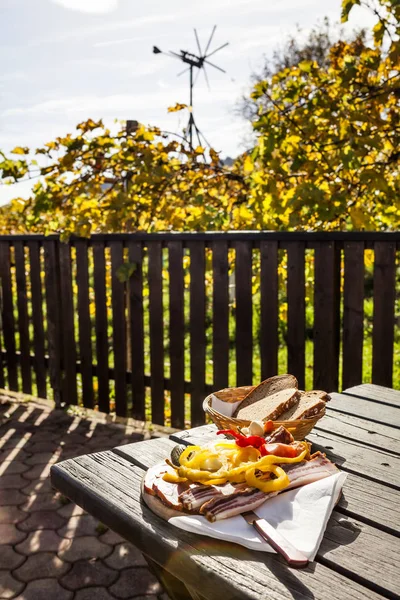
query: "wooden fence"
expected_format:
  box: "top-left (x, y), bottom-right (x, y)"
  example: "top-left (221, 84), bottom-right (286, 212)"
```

top-left (0, 232), bottom-right (399, 428)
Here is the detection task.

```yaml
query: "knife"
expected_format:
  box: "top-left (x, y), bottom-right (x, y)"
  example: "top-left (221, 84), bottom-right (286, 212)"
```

top-left (241, 511), bottom-right (309, 568)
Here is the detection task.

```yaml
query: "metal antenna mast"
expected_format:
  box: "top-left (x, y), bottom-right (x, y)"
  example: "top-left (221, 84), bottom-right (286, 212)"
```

top-left (153, 26), bottom-right (228, 149)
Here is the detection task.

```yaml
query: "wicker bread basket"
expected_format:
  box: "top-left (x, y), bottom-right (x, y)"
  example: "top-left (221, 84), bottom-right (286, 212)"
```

top-left (203, 386), bottom-right (325, 441)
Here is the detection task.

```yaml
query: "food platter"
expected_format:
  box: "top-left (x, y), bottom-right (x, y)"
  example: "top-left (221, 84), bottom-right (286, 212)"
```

top-left (140, 375), bottom-right (347, 562)
top-left (141, 456), bottom-right (346, 561)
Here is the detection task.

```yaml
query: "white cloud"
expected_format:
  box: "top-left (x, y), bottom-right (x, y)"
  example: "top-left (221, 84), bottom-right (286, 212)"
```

top-left (0, 179), bottom-right (35, 205)
top-left (2, 84), bottom-right (237, 119)
top-left (25, 13), bottom-right (176, 48)
top-left (50, 0), bottom-right (119, 14)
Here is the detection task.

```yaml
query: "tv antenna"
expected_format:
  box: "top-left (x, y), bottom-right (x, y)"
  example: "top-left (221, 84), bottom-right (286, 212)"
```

top-left (153, 26), bottom-right (228, 150)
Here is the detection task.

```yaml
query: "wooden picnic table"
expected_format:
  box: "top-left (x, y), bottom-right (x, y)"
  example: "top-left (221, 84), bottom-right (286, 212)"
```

top-left (50, 383), bottom-right (400, 600)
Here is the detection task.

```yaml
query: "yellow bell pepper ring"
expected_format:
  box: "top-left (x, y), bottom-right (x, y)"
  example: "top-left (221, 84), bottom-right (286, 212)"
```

top-left (179, 446), bottom-right (202, 467)
top-left (232, 446), bottom-right (261, 466)
top-left (245, 464), bottom-right (290, 493)
top-left (256, 447), bottom-right (308, 468)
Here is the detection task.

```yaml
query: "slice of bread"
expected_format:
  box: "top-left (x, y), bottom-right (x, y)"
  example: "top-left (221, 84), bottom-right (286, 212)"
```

top-left (278, 390), bottom-right (327, 421)
top-left (234, 387), bottom-right (299, 421)
top-left (215, 386), bottom-right (254, 403)
top-left (312, 390), bottom-right (331, 402)
top-left (233, 374), bottom-right (298, 417)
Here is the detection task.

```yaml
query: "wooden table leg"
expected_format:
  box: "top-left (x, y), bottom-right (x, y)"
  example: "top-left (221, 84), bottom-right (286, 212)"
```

top-left (144, 555), bottom-right (206, 600)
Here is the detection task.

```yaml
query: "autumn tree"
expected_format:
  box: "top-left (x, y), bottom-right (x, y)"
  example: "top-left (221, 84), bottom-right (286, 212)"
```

top-left (242, 0), bottom-right (400, 230)
top-left (0, 119), bottom-right (246, 237)
top-left (0, 0), bottom-right (398, 234)
top-left (238, 18), bottom-right (354, 123)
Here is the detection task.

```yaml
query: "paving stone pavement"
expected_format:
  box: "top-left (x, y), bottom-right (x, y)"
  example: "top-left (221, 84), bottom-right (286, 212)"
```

top-left (0, 394), bottom-right (170, 600)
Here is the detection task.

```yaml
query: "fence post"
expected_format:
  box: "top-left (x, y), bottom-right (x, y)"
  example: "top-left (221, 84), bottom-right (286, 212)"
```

top-left (342, 242), bottom-right (364, 389)
top-left (313, 241), bottom-right (341, 391)
top-left (43, 239), bottom-right (63, 407)
top-left (58, 241), bottom-right (78, 406)
top-left (0, 242), bottom-right (17, 390)
top-left (372, 242), bottom-right (396, 387)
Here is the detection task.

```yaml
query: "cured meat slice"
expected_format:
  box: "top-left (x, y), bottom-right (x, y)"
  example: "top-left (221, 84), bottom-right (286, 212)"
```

top-left (201, 488), bottom-right (278, 522)
top-left (143, 464), bottom-right (170, 496)
top-left (265, 425), bottom-right (294, 445)
top-left (200, 454), bottom-right (338, 522)
top-left (179, 481), bottom-right (245, 511)
top-left (152, 469), bottom-right (191, 510)
top-left (282, 454), bottom-right (338, 490)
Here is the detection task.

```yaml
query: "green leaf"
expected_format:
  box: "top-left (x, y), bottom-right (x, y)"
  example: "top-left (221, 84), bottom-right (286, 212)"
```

top-left (298, 60), bottom-right (313, 73)
top-left (116, 262), bottom-right (137, 282)
top-left (243, 155), bottom-right (254, 174)
top-left (373, 20), bottom-right (385, 46)
top-left (167, 103), bottom-right (188, 113)
top-left (341, 0), bottom-right (360, 22)
top-left (11, 146), bottom-right (29, 155)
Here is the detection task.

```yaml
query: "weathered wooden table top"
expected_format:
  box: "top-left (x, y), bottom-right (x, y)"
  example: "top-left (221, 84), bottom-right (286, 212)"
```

top-left (51, 383), bottom-right (400, 600)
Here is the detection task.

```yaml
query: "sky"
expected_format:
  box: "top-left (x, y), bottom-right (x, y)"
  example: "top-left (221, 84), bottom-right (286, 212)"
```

top-left (0, 0), bottom-right (375, 204)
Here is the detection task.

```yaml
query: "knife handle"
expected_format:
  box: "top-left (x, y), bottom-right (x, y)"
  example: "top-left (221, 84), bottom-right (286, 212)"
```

top-left (253, 518), bottom-right (309, 568)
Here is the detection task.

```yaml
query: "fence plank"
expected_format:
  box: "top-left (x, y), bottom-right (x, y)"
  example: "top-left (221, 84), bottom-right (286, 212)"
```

top-left (235, 242), bottom-right (253, 386)
top-left (93, 241), bottom-right (109, 413)
top-left (148, 242), bottom-right (164, 425)
top-left (313, 242), bottom-right (341, 391)
top-left (168, 241), bottom-right (185, 428)
top-left (287, 242), bottom-right (305, 389)
top-left (14, 242), bottom-right (32, 394)
top-left (58, 242), bottom-right (78, 406)
top-left (189, 241), bottom-right (206, 426)
top-left (342, 242), bottom-right (364, 389)
top-left (110, 241), bottom-right (127, 417)
top-left (260, 241), bottom-right (278, 380)
top-left (128, 242), bottom-right (145, 420)
top-left (0, 313), bottom-right (3, 388)
top-left (0, 279), bottom-right (4, 388)
top-left (27, 242), bottom-right (46, 398)
top-left (212, 241), bottom-right (229, 391)
top-left (75, 240), bottom-right (94, 409)
top-left (43, 240), bottom-right (62, 405)
top-left (372, 242), bottom-right (396, 387)
top-left (0, 242), bottom-right (18, 390)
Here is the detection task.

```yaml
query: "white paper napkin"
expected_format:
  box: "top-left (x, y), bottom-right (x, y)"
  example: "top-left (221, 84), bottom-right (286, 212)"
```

top-left (168, 472), bottom-right (347, 560)
top-left (210, 393), bottom-right (243, 417)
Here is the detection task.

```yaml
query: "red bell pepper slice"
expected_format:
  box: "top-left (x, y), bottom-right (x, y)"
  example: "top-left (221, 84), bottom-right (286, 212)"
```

top-left (217, 429), bottom-right (265, 448)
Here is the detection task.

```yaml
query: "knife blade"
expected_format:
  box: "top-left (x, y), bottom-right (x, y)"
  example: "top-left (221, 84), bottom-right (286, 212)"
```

top-left (241, 510), bottom-right (309, 568)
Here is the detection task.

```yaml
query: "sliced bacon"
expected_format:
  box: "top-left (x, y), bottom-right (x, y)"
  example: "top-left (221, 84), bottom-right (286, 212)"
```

top-left (200, 454), bottom-right (338, 522)
top-left (179, 485), bottom-right (221, 511)
top-left (201, 488), bottom-right (278, 522)
top-left (179, 481), bottom-right (246, 511)
top-left (282, 454), bottom-right (338, 490)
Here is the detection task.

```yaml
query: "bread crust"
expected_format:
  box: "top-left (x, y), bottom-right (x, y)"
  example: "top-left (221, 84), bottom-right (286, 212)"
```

top-left (279, 391), bottom-right (327, 420)
top-left (233, 374), bottom-right (298, 416)
top-left (234, 387), bottom-right (300, 421)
